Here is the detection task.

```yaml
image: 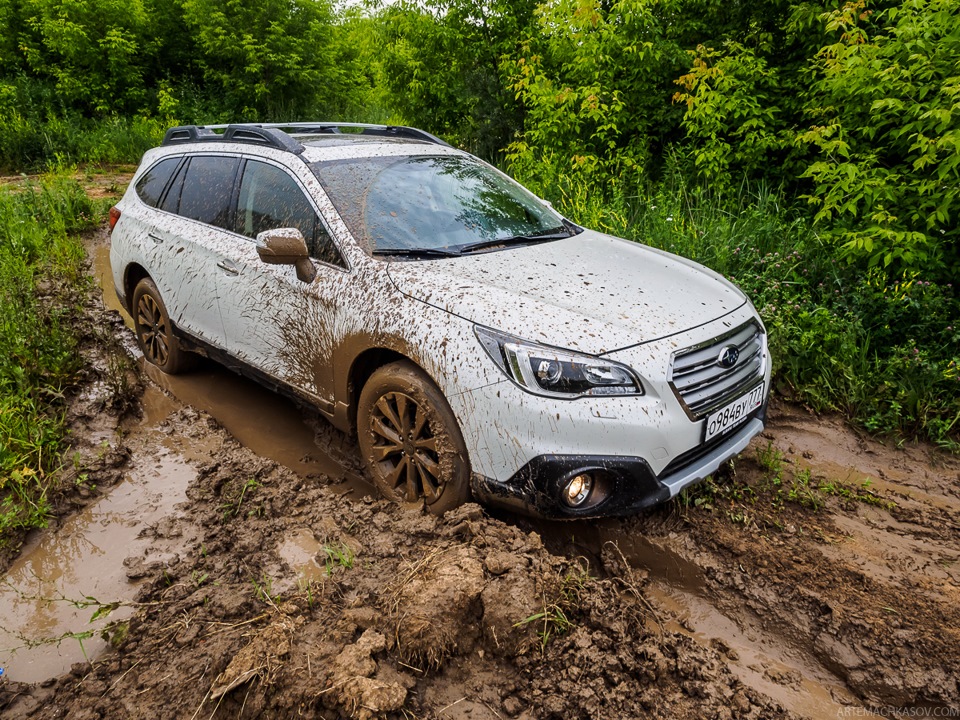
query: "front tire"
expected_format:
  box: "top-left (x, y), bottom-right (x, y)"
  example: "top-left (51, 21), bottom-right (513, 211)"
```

top-left (357, 361), bottom-right (470, 514)
top-left (132, 277), bottom-right (192, 375)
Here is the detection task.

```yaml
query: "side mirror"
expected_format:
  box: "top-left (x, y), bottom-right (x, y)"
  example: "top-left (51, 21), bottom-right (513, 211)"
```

top-left (256, 228), bottom-right (316, 283)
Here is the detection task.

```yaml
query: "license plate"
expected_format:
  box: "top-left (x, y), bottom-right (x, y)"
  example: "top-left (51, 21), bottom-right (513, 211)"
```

top-left (704, 384), bottom-right (765, 441)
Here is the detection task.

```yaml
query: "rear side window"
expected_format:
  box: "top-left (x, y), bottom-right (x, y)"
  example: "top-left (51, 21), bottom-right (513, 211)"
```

top-left (236, 160), bottom-right (343, 267)
top-left (176, 156), bottom-right (240, 230)
top-left (135, 157), bottom-right (180, 208)
top-left (159, 161), bottom-right (186, 214)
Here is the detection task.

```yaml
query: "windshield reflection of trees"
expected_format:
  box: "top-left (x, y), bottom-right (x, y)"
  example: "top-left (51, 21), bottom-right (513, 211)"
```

top-left (370, 156), bottom-right (558, 251)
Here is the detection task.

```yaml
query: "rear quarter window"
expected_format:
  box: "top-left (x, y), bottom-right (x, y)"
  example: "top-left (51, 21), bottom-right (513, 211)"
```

top-left (135, 157), bottom-right (180, 208)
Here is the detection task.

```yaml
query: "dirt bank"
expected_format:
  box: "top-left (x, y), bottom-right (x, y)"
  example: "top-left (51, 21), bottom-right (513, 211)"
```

top-left (2, 226), bottom-right (959, 719)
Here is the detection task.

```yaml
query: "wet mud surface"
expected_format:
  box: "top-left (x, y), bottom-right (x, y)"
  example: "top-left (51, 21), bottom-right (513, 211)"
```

top-left (2, 224), bottom-right (959, 719)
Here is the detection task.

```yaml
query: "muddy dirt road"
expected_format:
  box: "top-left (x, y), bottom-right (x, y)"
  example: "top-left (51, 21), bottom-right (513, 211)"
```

top-left (2, 228), bottom-right (959, 719)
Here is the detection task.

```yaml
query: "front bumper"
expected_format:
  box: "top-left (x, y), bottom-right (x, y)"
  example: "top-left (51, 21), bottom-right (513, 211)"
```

top-left (470, 407), bottom-right (766, 519)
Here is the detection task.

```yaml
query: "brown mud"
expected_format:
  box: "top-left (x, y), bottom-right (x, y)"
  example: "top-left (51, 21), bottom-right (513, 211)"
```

top-left (1, 220), bottom-right (958, 719)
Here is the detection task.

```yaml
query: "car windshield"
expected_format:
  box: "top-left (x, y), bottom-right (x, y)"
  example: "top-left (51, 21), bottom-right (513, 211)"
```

top-left (310, 154), bottom-right (568, 255)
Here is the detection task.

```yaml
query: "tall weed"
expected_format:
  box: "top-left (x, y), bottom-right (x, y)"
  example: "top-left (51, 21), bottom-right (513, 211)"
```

top-left (0, 112), bottom-right (166, 172)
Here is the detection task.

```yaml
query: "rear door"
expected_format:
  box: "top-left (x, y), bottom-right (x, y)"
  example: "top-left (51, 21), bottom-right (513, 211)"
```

top-left (214, 158), bottom-right (350, 408)
top-left (153, 155), bottom-right (241, 350)
top-left (113, 155), bottom-right (182, 307)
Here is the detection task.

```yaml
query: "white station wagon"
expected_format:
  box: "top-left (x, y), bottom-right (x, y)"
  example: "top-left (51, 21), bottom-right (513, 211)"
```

top-left (109, 123), bottom-right (770, 518)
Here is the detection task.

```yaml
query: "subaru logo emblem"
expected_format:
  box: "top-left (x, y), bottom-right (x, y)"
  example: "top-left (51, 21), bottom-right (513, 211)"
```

top-left (717, 345), bottom-right (740, 368)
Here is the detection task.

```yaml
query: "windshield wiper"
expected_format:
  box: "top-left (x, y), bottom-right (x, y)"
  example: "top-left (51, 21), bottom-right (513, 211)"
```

top-left (456, 228), bottom-right (574, 255)
top-left (373, 247), bottom-right (461, 259)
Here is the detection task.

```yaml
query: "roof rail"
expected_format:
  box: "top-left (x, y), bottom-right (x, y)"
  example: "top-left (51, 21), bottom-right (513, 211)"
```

top-left (161, 123), bottom-right (451, 153)
top-left (162, 125), bottom-right (306, 154)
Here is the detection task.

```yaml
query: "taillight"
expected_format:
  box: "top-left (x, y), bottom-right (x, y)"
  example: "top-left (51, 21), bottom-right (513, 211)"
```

top-left (109, 206), bottom-right (121, 232)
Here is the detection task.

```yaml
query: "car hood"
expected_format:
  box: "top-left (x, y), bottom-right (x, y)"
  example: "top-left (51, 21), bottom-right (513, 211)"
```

top-left (386, 230), bottom-right (747, 355)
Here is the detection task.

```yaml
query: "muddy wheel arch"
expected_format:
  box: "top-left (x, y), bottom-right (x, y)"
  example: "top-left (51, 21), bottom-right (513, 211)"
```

top-left (122, 262), bottom-right (150, 314)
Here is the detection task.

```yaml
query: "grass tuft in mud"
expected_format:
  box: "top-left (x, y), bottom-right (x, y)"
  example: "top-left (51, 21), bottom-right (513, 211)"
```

top-left (322, 541), bottom-right (355, 574)
top-left (0, 171), bottom-right (104, 545)
top-left (219, 477), bottom-right (260, 522)
top-left (514, 561), bottom-right (590, 653)
top-left (680, 441), bottom-right (897, 529)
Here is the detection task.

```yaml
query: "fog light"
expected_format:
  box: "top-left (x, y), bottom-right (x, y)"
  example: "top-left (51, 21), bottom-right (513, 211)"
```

top-left (563, 473), bottom-right (593, 507)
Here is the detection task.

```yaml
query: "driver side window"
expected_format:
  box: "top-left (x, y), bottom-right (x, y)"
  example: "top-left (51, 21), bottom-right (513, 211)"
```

top-left (236, 160), bottom-right (344, 267)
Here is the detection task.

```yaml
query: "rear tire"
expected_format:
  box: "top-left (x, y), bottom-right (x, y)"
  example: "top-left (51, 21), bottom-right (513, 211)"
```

top-left (132, 278), bottom-right (192, 375)
top-left (357, 361), bottom-right (471, 514)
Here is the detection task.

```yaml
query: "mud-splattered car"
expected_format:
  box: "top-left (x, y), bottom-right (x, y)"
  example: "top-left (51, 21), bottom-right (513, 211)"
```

top-left (109, 123), bottom-right (770, 518)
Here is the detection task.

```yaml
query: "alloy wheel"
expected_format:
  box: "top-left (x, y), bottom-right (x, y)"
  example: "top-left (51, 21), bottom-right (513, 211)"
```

top-left (136, 293), bottom-right (169, 366)
top-left (368, 391), bottom-right (445, 502)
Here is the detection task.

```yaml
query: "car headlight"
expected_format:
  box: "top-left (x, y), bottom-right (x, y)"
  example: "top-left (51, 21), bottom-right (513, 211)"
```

top-left (474, 326), bottom-right (645, 399)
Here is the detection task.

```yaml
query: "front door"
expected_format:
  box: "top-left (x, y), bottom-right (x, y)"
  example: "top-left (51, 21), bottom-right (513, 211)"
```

top-left (214, 159), bottom-right (350, 406)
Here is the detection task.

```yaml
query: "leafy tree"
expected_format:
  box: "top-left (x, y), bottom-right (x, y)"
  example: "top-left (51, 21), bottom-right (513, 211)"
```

top-left (140, 0), bottom-right (203, 114)
top-left (506, 0), bottom-right (689, 190)
top-left (0, 0), bottom-right (24, 74)
top-left (673, 42), bottom-right (785, 186)
top-left (504, 0), bottom-right (805, 191)
top-left (330, 8), bottom-right (398, 123)
top-left (180, 0), bottom-right (355, 120)
top-left (378, 0), bottom-right (538, 159)
top-left (796, 0), bottom-right (960, 277)
top-left (17, 0), bottom-right (153, 114)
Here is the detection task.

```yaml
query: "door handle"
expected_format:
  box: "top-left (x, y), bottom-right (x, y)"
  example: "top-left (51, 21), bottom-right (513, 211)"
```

top-left (216, 259), bottom-right (239, 276)
top-left (148, 233), bottom-right (163, 244)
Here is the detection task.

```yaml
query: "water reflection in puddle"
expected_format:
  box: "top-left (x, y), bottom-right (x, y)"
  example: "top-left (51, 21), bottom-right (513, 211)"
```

top-left (276, 528), bottom-right (327, 585)
top-left (0, 448), bottom-right (194, 683)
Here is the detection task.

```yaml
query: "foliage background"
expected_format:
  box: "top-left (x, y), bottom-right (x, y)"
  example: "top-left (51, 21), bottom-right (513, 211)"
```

top-left (0, 0), bottom-right (957, 456)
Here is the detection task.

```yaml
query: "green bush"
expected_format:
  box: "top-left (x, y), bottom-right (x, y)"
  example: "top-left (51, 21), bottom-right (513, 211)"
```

top-left (0, 110), bottom-right (166, 172)
top-left (795, 0), bottom-right (960, 278)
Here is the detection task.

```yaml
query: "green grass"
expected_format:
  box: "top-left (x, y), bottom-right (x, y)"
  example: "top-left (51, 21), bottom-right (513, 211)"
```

top-left (513, 563), bottom-right (588, 653)
top-left (322, 542), bottom-right (355, 575)
top-left (219, 478), bottom-right (260, 521)
top-left (0, 112), bottom-right (167, 173)
top-left (0, 170), bottom-right (102, 545)
top-left (680, 443), bottom-right (897, 526)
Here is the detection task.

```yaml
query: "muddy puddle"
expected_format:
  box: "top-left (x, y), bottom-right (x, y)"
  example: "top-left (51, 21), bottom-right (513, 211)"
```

top-left (0, 402), bottom-right (194, 683)
top-left (642, 582), bottom-right (857, 717)
top-left (91, 242), bottom-right (368, 488)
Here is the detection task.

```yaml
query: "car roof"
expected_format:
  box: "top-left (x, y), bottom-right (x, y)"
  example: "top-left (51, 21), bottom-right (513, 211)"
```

top-left (299, 139), bottom-right (463, 164)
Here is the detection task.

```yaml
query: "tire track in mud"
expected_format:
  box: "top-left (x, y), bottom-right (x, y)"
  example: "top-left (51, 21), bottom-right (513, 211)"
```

top-left (514, 513), bottom-right (865, 717)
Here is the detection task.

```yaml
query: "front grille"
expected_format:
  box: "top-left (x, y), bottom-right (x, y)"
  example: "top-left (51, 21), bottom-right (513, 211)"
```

top-left (669, 321), bottom-right (765, 418)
